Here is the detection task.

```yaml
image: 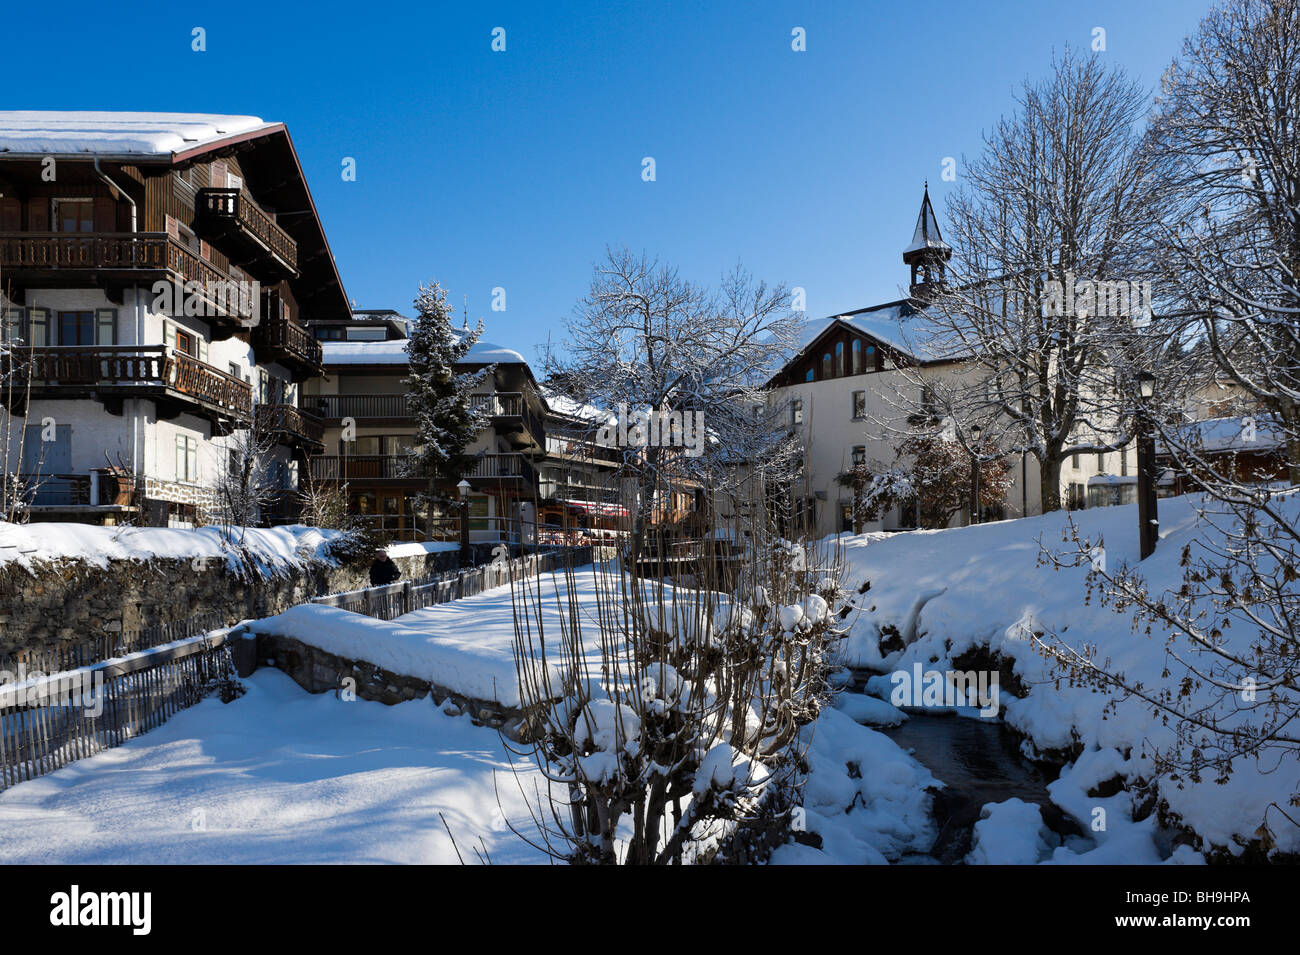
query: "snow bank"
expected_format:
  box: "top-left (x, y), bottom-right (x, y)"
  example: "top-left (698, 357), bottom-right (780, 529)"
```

top-left (965, 798), bottom-right (1051, 865)
top-left (0, 521), bottom-right (341, 576)
top-left (835, 492), bottom-right (1300, 856)
top-left (772, 706), bottom-right (937, 864)
top-left (250, 603), bottom-right (538, 707)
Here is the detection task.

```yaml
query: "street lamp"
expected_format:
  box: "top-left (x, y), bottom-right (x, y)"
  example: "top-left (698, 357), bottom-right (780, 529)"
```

top-left (457, 479), bottom-right (472, 565)
top-left (969, 424), bottom-right (982, 525)
top-left (1135, 372), bottom-right (1158, 560)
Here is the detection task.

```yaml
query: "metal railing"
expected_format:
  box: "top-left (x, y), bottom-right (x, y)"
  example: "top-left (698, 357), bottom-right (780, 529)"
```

top-left (310, 546), bottom-right (594, 621)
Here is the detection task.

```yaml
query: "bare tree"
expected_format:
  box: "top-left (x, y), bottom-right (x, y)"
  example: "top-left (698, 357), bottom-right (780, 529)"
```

top-left (215, 414), bottom-right (278, 544)
top-left (881, 49), bottom-right (1170, 512)
top-left (543, 247), bottom-right (802, 538)
top-left (1038, 0), bottom-right (1300, 845)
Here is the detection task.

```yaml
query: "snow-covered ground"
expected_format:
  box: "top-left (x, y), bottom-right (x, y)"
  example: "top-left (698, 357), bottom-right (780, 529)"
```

top-left (0, 521), bottom-right (343, 575)
top-left (0, 669), bottom-right (550, 864)
top-left (836, 492), bottom-right (1300, 859)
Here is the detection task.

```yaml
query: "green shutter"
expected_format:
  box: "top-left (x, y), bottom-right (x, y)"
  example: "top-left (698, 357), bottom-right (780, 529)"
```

top-left (95, 308), bottom-right (117, 346)
top-left (3, 307), bottom-right (23, 344)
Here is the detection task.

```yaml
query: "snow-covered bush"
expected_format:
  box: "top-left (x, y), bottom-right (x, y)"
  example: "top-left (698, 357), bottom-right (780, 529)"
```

top-left (504, 503), bottom-right (848, 864)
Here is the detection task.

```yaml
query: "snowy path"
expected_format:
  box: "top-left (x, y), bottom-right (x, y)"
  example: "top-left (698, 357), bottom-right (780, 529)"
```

top-left (0, 670), bottom-right (552, 864)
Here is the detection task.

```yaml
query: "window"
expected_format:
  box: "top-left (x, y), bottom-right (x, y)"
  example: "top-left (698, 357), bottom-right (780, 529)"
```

top-left (835, 341), bottom-right (844, 376)
top-left (852, 445), bottom-right (866, 467)
top-left (57, 311), bottom-right (95, 346)
top-left (804, 369), bottom-right (814, 383)
top-left (1072, 451), bottom-right (1080, 470)
top-left (791, 398), bottom-right (803, 426)
top-left (315, 327), bottom-right (346, 340)
top-left (229, 362), bottom-right (241, 379)
top-left (852, 339), bottom-right (863, 374)
top-left (840, 503), bottom-right (854, 532)
top-left (52, 198), bottom-right (94, 233)
top-left (175, 435), bottom-right (198, 482)
top-left (1121, 449), bottom-right (1129, 477)
top-left (822, 353), bottom-right (832, 378)
top-left (1097, 451), bottom-right (1105, 473)
top-left (852, 390), bottom-right (867, 420)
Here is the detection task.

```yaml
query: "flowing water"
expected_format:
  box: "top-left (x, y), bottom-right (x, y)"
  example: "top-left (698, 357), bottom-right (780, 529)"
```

top-left (844, 681), bottom-right (1083, 863)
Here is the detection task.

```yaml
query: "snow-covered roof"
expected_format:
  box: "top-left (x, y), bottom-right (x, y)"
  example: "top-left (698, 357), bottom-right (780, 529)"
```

top-left (786, 301), bottom-right (960, 367)
top-left (1157, 414), bottom-right (1285, 455)
top-left (321, 338), bottom-right (527, 366)
top-left (540, 387), bottom-right (616, 425)
top-left (0, 111), bottom-right (276, 159)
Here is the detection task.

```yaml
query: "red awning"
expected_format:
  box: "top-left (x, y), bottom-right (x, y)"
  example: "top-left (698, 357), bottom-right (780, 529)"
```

top-left (559, 499), bottom-right (628, 518)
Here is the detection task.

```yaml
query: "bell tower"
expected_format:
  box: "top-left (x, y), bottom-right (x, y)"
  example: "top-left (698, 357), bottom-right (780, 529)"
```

top-left (902, 182), bottom-right (952, 303)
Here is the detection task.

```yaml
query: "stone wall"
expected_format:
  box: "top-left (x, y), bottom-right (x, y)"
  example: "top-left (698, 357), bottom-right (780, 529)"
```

top-left (239, 631), bottom-right (533, 741)
top-left (0, 547), bottom-right (459, 658)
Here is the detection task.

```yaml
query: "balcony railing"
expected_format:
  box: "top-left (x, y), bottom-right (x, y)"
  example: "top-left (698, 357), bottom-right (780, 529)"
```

top-left (256, 403), bottom-right (325, 449)
top-left (197, 188), bottom-right (298, 275)
top-left (0, 232), bottom-right (257, 324)
top-left (253, 309), bottom-right (322, 374)
top-left (3, 346), bottom-right (252, 421)
top-left (466, 452), bottom-right (538, 486)
top-left (310, 454), bottom-right (427, 481)
top-left (311, 393), bottom-right (411, 421)
top-left (469, 391), bottom-right (545, 448)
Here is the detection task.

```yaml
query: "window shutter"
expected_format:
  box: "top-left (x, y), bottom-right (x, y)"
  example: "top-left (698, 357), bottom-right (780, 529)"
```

top-left (3, 307), bottom-right (24, 343)
top-left (187, 438), bottom-right (198, 482)
top-left (176, 434), bottom-right (186, 480)
top-left (163, 320), bottom-right (176, 350)
top-left (95, 308), bottom-right (117, 346)
top-left (27, 307), bottom-right (49, 347)
top-left (197, 337), bottom-right (208, 364)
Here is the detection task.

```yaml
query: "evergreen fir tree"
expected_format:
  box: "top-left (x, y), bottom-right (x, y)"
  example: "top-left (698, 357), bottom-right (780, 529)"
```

top-left (404, 282), bottom-right (492, 506)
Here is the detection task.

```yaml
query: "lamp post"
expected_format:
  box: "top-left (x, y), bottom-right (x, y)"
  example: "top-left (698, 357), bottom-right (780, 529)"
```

top-left (969, 424), bottom-right (982, 525)
top-left (1135, 372), bottom-right (1158, 560)
top-left (457, 478), bottom-right (472, 566)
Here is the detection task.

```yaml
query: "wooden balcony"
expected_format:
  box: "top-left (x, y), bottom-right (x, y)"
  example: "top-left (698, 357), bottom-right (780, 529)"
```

top-left (1, 345), bottom-right (252, 427)
top-left (469, 391), bottom-right (546, 450)
top-left (0, 232), bottom-right (258, 331)
top-left (256, 403), bottom-right (325, 453)
top-left (196, 188), bottom-right (298, 278)
top-left (253, 304), bottom-right (323, 380)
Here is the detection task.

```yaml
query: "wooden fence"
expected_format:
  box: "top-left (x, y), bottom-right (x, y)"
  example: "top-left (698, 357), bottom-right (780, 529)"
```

top-left (0, 630), bottom-right (235, 792)
top-left (310, 546), bottom-right (594, 621)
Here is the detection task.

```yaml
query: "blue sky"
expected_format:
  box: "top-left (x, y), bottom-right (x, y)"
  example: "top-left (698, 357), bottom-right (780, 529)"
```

top-left (12, 0), bottom-right (1211, 358)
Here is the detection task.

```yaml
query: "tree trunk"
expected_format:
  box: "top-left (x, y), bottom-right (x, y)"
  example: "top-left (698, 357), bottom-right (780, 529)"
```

top-left (1039, 454), bottom-right (1063, 513)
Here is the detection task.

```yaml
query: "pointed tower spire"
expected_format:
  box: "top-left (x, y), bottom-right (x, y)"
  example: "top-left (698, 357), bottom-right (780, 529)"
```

top-left (902, 183), bottom-right (952, 303)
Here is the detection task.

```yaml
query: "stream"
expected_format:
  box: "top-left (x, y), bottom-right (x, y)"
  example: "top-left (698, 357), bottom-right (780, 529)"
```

top-left (844, 681), bottom-right (1084, 863)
